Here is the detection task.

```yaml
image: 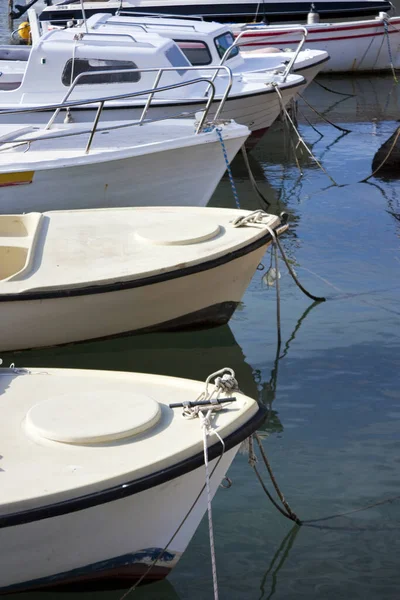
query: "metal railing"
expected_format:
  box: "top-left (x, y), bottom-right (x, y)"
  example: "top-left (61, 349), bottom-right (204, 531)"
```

top-left (116, 10), bottom-right (204, 21)
top-left (72, 30), bottom-right (142, 42)
top-left (107, 18), bottom-right (199, 31)
top-left (45, 64), bottom-right (233, 130)
top-left (0, 76), bottom-right (218, 154)
top-left (218, 26), bottom-right (309, 82)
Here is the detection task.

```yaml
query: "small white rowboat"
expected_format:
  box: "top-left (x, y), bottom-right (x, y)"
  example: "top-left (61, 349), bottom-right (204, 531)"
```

top-left (0, 365), bottom-right (265, 592)
top-left (0, 207), bottom-right (287, 351)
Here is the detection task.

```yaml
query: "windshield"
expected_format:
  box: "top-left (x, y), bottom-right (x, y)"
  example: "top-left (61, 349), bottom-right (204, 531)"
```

top-left (214, 32), bottom-right (239, 61)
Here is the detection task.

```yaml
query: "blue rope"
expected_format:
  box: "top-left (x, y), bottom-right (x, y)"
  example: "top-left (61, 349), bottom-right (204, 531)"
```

top-left (383, 20), bottom-right (398, 83)
top-left (215, 127), bottom-right (240, 209)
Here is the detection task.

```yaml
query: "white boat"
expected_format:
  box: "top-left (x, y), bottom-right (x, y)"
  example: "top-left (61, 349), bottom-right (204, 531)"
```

top-left (78, 13), bottom-right (329, 93)
top-left (37, 0), bottom-right (392, 25)
top-left (0, 20), bottom-right (305, 141)
top-left (0, 365), bottom-right (266, 592)
top-left (231, 13), bottom-right (400, 72)
top-left (0, 99), bottom-right (249, 212)
top-left (0, 207), bottom-right (287, 351)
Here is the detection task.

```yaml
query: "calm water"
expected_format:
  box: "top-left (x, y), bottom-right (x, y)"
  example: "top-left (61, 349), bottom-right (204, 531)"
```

top-left (1, 6), bottom-right (400, 600)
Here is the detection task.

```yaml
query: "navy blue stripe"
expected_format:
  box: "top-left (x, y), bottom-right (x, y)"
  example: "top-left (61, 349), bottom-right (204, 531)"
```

top-left (0, 405), bottom-right (266, 528)
top-left (0, 227), bottom-right (274, 302)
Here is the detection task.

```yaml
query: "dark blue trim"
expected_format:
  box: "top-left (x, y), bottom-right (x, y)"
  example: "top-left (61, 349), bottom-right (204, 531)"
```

top-left (1, 548), bottom-right (176, 593)
top-left (39, 1), bottom-right (392, 24)
top-left (0, 227), bottom-right (275, 302)
top-left (0, 405), bottom-right (266, 529)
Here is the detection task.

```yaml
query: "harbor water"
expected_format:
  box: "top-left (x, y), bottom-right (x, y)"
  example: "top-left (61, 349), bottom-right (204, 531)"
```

top-left (1, 6), bottom-right (400, 600)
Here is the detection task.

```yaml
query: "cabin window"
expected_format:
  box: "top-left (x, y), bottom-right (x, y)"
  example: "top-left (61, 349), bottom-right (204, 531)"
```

top-left (175, 40), bottom-right (212, 66)
top-left (214, 32), bottom-right (239, 60)
top-left (165, 45), bottom-right (190, 76)
top-left (61, 58), bottom-right (141, 86)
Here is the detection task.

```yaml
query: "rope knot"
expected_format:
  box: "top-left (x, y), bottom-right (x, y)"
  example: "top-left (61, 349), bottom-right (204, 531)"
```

top-left (215, 373), bottom-right (239, 393)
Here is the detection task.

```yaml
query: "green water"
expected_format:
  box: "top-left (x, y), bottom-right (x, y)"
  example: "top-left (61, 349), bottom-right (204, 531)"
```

top-left (1, 7), bottom-right (400, 599)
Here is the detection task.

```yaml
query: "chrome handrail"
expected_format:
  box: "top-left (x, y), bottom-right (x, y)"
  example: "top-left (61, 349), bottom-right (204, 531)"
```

top-left (72, 30), bottom-right (140, 42)
top-left (0, 77), bottom-right (217, 154)
top-left (108, 19), bottom-right (198, 31)
top-left (218, 26), bottom-right (309, 82)
top-left (116, 10), bottom-right (204, 21)
top-left (45, 64), bottom-right (233, 128)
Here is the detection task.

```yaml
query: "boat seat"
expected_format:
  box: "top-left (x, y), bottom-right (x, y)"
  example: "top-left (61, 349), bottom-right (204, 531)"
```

top-left (0, 213), bottom-right (42, 282)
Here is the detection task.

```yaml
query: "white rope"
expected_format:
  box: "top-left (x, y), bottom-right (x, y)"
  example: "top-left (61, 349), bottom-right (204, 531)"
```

top-left (200, 408), bottom-right (219, 600)
top-left (179, 369), bottom-right (235, 599)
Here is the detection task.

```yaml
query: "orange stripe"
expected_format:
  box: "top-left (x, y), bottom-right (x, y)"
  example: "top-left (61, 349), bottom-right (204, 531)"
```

top-left (0, 172), bottom-right (34, 187)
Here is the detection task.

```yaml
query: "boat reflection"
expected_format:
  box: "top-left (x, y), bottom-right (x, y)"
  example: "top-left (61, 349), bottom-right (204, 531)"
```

top-left (300, 74), bottom-right (400, 123)
top-left (2, 325), bottom-right (259, 399)
top-left (1, 578), bottom-right (180, 600)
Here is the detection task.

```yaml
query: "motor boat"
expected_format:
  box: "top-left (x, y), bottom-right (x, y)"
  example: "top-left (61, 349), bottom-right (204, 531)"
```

top-left (0, 89), bottom-right (250, 211)
top-left (77, 13), bottom-right (329, 92)
top-left (37, 0), bottom-right (393, 25)
top-left (0, 18), bottom-right (306, 142)
top-left (231, 13), bottom-right (400, 72)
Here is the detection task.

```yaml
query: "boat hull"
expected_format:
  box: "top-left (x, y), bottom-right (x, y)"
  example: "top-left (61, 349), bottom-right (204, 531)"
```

top-left (38, 1), bottom-right (392, 25)
top-left (0, 85), bottom-right (303, 139)
top-left (0, 132), bottom-right (246, 213)
top-left (234, 17), bottom-right (400, 72)
top-left (0, 447), bottom-right (238, 592)
top-left (0, 234), bottom-right (271, 351)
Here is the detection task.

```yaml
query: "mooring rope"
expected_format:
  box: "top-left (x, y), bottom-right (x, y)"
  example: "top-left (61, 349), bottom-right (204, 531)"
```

top-left (313, 80), bottom-right (356, 97)
top-left (116, 371), bottom-right (236, 599)
top-left (263, 223), bottom-right (326, 303)
top-left (273, 84), bottom-right (338, 186)
top-left (249, 434), bottom-right (301, 524)
top-left (298, 93), bottom-right (352, 133)
top-left (241, 144), bottom-right (271, 208)
top-left (216, 127), bottom-right (240, 209)
top-left (383, 19), bottom-right (399, 83)
top-left (201, 409), bottom-right (221, 600)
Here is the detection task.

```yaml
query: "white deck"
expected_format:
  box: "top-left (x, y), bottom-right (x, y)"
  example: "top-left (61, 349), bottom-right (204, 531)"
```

top-left (0, 206), bottom-right (280, 293)
top-left (0, 367), bottom-right (258, 513)
top-left (0, 119), bottom-right (247, 170)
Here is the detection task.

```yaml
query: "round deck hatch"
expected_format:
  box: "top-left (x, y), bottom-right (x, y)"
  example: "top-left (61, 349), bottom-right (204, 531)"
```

top-left (25, 391), bottom-right (161, 444)
top-left (135, 217), bottom-right (221, 245)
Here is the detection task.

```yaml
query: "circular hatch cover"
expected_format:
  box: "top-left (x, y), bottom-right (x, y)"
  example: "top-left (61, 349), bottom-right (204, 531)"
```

top-left (25, 391), bottom-right (161, 444)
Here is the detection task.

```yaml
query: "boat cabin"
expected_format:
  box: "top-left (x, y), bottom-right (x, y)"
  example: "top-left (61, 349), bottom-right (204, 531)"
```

top-left (78, 13), bottom-right (246, 70)
top-left (0, 25), bottom-right (205, 106)
top-left (74, 14), bottom-right (297, 75)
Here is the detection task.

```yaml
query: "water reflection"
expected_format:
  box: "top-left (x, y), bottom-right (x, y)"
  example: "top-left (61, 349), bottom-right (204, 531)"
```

top-left (1, 579), bottom-right (181, 600)
top-left (2, 326), bottom-right (259, 398)
top-left (254, 299), bottom-right (323, 439)
top-left (299, 75), bottom-right (400, 123)
top-left (258, 525), bottom-right (301, 600)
